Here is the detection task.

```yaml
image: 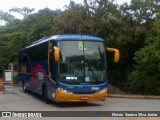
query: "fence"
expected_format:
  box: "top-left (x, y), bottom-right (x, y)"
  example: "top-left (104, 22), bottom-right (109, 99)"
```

top-left (108, 70), bottom-right (130, 93)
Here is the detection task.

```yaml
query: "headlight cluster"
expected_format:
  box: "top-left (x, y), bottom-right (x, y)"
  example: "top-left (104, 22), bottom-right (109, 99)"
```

top-left (95, 87), bottom-right (107, 94)
top-left (58, 88), bottom-right (73, 94)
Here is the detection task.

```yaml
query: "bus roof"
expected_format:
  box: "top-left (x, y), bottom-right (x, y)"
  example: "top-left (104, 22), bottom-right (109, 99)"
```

top-left (50, 34), bottom-right (104, 41)
top-left (24, 34), bottom-right (104, 49)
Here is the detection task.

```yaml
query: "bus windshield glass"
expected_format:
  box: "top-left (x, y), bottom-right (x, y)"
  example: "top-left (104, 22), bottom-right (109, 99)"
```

top-left (58, 41), bottom-right (106, 84)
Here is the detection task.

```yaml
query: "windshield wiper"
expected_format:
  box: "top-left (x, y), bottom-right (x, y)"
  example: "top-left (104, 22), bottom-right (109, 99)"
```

top-left (88, 67), bottom-right (98, 83)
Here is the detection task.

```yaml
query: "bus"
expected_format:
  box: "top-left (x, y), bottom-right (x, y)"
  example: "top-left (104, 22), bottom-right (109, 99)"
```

top-left (18, 34), bottom-right (119, 103)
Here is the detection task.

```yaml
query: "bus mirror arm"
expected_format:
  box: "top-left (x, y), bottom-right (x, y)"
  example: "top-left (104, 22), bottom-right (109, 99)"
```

top-left (107, 48), bottom-right (120, 63)
top-left (53, 46), bottom-right (60, 61)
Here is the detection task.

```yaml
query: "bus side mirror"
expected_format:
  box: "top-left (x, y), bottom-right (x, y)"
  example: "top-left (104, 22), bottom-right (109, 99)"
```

top-left (107, 48), bottom-right (120, 63)
top-left (53, 47), bottom-right (60, 61)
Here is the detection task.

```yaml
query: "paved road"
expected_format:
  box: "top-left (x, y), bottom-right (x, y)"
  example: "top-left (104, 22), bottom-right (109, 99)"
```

top-left (0, 85), bottom-right (160, 120)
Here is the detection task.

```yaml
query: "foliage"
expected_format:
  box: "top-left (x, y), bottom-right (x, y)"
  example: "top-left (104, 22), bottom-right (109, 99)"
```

top-left (0, 10), bottom-right (15, 23)
top-left (0, 0), bottom-right (160, 94)
top-left (9, 7), bottom-right (35, 17)
top-left (129, 19), bottom-right (160, 95)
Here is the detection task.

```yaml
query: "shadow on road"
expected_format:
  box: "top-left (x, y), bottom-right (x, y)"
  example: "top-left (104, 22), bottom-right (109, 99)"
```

top-left (52, 101), bottom-right (102, 108)
top-left (23, 89), bottom-right (103, 108)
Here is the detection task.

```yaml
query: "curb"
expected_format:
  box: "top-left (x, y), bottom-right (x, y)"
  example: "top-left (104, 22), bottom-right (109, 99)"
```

top-left (108, 94), bottom-right (160, 99)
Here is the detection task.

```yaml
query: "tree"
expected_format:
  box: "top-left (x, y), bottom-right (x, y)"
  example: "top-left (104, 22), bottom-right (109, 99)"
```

top-left (0, 8), bottom-right (60, 68)
top-left (52, 1), bottom-right (85, 34)
top-left (0, 0), bottom-right (160, 95)
top-left (9, 7), bottom-right (34, 18)
top-left (0, 10), bottom-right (15, 24)
top-left (129, 18), bottom-right (160, 95)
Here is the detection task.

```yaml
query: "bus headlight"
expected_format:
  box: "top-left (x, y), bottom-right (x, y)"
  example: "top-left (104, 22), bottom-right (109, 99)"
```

top-left (95, 87), bottom-right (107, 94)
top-left (58, 88), bottom-right (73, 94)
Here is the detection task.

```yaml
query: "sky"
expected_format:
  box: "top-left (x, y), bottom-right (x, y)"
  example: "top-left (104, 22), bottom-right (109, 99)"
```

top-left (0, 0), bottom-right (131, 19)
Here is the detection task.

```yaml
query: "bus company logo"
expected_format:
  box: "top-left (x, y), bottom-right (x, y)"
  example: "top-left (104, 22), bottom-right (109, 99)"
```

top-left (91, 87), bottom-right (99, 91)
top-left (78, 87), bottom-right (88, 92)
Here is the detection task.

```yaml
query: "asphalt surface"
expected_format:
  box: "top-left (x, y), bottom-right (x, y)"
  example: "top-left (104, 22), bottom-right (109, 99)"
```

top-left (0, 85), bottom-right (159, 120)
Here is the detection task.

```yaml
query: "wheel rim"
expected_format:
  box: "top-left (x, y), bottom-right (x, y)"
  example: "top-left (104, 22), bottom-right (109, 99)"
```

top-left (23, 82), bottom-right (26, 91)
top-left (23, 85), bottom-right (25, 90)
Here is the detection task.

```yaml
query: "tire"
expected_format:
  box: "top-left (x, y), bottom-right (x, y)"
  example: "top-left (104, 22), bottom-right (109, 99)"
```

top-left (43, 86), bottom-right (50, 104)
top-left (22, 80), bottom-right (27, 92)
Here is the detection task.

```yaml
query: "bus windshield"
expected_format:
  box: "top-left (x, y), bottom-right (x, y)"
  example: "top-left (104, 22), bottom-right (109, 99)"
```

top-left (58, 41), bottom-right (106, 85)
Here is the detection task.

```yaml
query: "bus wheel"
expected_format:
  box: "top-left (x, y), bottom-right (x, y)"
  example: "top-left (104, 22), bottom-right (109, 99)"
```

top-left (22, 80), bottom-right (27, 92)
top-left (43, 86), bottom-right (50, 104)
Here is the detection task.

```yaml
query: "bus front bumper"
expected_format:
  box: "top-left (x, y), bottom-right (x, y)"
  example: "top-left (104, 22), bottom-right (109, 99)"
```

top-left (55, 88), bottom-right (107, 102)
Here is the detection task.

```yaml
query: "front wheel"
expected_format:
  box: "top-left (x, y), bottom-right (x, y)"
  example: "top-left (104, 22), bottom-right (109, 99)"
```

top-left (43, 86), bottom-right (50, 104)
top-left (22, 80), bottom-right (27, 92)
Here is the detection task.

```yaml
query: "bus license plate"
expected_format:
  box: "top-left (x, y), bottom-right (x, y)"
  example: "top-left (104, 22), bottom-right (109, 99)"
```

top-left (80, 96), bottom-right (88, 100)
